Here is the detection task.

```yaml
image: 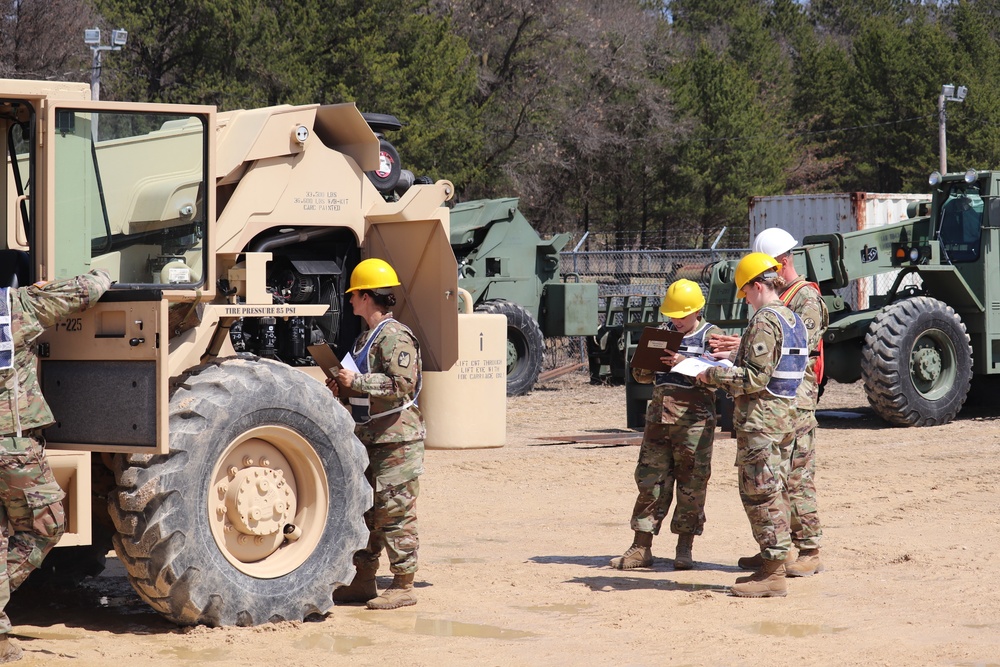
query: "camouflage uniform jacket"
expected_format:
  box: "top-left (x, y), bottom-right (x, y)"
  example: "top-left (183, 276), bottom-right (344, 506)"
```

top-left (781, 278), bottom-right (829, 412)
top-left (632, 319), bottom-right (722, 424)
top-left (697, 299), bottom-right (797, 434)
top-left (349, 316), bottom-right (425, 447)
top-left (0, 270), bottom-right (112, 436)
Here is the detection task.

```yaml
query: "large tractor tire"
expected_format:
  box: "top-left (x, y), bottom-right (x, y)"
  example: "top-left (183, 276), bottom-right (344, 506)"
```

top-left (108, 357), bottom-right (371, 626)
top-left (475, 300), bottom-right (544, 397)
top-left (860, 297), bottom-right (972, 426)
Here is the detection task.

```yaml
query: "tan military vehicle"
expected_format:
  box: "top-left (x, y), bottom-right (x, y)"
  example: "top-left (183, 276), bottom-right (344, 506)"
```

top-left (1, 79), bottom-right (459, 626)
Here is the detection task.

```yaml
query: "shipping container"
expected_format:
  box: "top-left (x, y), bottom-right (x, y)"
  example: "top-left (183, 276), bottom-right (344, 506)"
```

top-left (749, 192), bottom-right (930, 309)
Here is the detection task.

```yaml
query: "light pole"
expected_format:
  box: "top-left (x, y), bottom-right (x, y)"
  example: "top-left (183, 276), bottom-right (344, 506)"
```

top-left (938, 83), bottom-right (968, 174)
top-left (84, 28), bottom-right (128, 101)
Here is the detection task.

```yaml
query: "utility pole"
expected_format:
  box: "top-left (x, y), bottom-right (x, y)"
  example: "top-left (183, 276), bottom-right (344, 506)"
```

top-left (938, 84), bottom-right (968, 174)
top-left (84, 28), bottom-right (128, 138)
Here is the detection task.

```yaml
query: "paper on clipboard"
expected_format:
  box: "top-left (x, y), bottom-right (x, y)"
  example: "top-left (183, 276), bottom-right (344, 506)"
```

top-left (670, 356), bottom-right (733, 377)
top-left (629, 327), bottom-right (684, 372)
top-left (307, 343), bottom-right (358, 378)
top-left (343, 354), bottom-right (360, 373)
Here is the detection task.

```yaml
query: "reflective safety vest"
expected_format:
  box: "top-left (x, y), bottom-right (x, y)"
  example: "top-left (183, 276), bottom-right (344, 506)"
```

top-left (0, 289), bottom-right (12, 371)
top-left (781, 280), bottom-right (824, 385)
top-left (348, 317), bottom-right (420, 424)
top-left (759, 306), bottom-right (808, 398)
top-left (654, 320), bottom-right (714, 389)
top-left (0, 288), bottom-right (20, 436)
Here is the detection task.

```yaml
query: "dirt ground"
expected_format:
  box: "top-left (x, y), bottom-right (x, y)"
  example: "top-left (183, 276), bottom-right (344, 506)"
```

top-left (7, 374), bottom-right (1000, 666)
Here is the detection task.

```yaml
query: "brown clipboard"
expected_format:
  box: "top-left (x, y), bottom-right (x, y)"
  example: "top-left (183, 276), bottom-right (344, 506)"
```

top-left (307, 342), bottom-right (343, 379)
top-left (629, 327), bottom-right (684, 372)
top-left (307, 342), bottom-right (365, 400)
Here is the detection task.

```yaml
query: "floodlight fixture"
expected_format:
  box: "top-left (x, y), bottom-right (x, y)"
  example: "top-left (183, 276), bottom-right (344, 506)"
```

top-left (938, 84), bottom-right (970, 173)
top-left (111, 29), bottom-right (128, 47)
top-left (942, 83), bottom-right (968, 103)
top-left (84, 28), bottom-right (100, 45)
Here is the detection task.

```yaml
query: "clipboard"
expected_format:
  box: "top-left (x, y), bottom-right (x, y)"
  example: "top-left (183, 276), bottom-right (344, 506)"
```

top-left (629, 327), bottom-right (684, 372)
top-left (307, 342), bottom-right (343, 379)
top-left (308, 342), bottom-right (364, 400)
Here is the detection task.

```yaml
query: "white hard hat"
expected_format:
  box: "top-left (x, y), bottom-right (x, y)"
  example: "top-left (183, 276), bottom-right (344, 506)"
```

top-left (752, 227), bottom-right (798, 258)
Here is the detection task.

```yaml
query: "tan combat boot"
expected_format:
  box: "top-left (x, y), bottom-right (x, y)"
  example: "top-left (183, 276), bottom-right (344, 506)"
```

top-left (0, 635), bottom-right (22, 663)
top-left (366, 573), bottom-right (417, 610)
top-left (333, 555), bottom-right (379, 603)
top-left (736, 552), bottom-right (764, 571)
top-left (609, 531), bottom-right (654, 570)
top-left (731, 558), bottom-right (787, 598)
top-left (673, 533), bottom-right (695, 570)
top-left (784, 549), bottom-right (824, 577)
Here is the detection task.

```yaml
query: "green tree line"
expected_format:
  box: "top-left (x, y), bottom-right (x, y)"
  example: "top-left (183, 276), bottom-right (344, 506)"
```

top-left (7, 0), bottom-right (999, 248)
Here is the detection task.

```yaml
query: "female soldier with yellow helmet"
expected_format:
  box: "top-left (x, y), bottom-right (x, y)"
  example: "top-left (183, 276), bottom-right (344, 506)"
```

top-left (610, 278), bottom-right (722, 572)
top-left (695, 252), bottom-right (808, 598)
top-left (328, 258), bottom-right (424, 610)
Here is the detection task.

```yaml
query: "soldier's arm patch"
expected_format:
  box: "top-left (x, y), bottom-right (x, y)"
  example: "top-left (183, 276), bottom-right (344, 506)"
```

top-left (397, 351), bottom-right (411, 368)
top-left (804, 317), bottom-right (816, 330)
top-left (752, 341), bottom-right (768, 356)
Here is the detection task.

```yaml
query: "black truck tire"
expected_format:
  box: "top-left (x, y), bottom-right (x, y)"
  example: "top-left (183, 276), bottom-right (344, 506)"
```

top-left (108, 357), bottom-right (371, 626)
top-left (475, 300), bottom-right (544, 397)
top-left (365, 138), bottom-right (401, 194)
top-left (860, 297), bottom-right (972, 426)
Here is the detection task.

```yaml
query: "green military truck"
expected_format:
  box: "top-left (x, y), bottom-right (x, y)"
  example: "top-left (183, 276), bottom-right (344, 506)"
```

top-left (450, 198), bottom-right (599, 395)
top-left (706, 169), bottom-right (996, 427)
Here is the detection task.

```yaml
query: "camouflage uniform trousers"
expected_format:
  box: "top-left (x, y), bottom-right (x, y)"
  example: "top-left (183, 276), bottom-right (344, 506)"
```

top-left (788, 409), bottom-right (822, 550)
top-left (630, 417), bottom-right (715, 536)
top-left (0, 435), bottom-right (66, 634)
top-left (355, 439), bottom-right (423, 576)
top-left (737, 429), bottom-right (794, 562)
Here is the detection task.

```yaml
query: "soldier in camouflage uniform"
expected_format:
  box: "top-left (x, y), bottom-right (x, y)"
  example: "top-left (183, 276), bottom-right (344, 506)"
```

top-left (749, 228), bottom-right (828, 576)
top-left (328, 259), bottom-right (423, 610)
top-left (696, 253), bottom-right (806, 598)
top-left (712, 229), bottom-right (830, 577)
top-left (0, 269), bottom-right (111, 662)
top-left (610, 280), bottom-right (721, 572)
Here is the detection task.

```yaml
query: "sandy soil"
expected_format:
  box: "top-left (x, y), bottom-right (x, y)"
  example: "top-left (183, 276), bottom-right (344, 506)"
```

top-left (7, 375), bottom-right (1000, 667)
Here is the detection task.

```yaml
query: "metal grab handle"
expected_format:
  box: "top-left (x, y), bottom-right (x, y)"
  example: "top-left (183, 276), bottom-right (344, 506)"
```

top-left (14, 195), bottom-right (29, 248)
top-left (457, 287), bottom-right (473, 314)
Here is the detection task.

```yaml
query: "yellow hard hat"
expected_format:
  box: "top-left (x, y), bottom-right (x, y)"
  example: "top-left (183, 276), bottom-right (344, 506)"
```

top-left (660, 279), bottom-right (705, 318)
top-left (346, 258), bottom-right (401, 293)
top-left (735, 252), bottom-right (781, 299)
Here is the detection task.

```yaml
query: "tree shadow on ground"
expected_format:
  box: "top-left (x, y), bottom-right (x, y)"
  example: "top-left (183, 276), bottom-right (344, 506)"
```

top-left (565, 574), bottom-right (731, 595)
top-left (528, 554), bottom-right (742, 574)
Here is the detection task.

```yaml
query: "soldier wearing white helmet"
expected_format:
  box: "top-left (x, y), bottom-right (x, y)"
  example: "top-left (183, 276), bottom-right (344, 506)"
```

top-left (752, 227), bottom-right (798, 258)
top-left (710, 227), bottom-right (830, 578)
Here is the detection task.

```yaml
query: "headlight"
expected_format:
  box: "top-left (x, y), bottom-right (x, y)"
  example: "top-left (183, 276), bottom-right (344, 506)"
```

top-left (965, 169), bottom-right (977, 184)
top-left (929, 171), bottom-right (942, 186)
top-left (909, 247), bottom-right (920, 262)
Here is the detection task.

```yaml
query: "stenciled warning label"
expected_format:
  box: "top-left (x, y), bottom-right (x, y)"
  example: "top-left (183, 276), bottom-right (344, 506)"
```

top-left (222, 305), bottom-right (318, 317)
top-left (455, 358), bottom-right (506, 381)
top-left (294, 190), bottom-right (349, 212)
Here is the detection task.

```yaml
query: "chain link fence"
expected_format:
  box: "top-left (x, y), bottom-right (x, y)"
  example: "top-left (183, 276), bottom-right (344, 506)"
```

top-left (542, 247), bottom-right (749, 379)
